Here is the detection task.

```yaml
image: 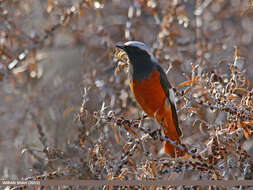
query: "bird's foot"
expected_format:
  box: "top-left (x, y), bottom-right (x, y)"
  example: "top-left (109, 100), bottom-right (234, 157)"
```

top-left (149, 128), bottom-right (162, 140)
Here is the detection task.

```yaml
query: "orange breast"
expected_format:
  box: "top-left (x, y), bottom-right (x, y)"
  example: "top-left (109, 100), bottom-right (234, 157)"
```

top-left (129, 69), bottom-right (166, 117)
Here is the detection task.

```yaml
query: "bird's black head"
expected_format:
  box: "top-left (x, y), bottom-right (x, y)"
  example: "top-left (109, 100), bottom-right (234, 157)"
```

top-left (116, 41), bottom-right (156, 80)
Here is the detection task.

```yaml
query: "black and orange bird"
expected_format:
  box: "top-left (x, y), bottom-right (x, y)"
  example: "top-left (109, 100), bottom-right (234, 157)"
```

top-left (116, 41), bottom-right (183, 157)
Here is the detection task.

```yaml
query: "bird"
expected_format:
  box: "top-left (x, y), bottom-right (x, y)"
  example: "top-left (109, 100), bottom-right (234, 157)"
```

top-left (116, 41), bottom-right (183, 157)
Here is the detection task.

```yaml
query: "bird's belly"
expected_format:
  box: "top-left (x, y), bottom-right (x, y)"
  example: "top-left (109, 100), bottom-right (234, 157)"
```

top-left (129, 70), bottom-right (166, 117)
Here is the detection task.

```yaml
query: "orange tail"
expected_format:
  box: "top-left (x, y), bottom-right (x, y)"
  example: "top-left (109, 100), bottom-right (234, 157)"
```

top-left (164, 136), bottom-right (184, 157)
top-left (161, 103), bottom-right (184, 157)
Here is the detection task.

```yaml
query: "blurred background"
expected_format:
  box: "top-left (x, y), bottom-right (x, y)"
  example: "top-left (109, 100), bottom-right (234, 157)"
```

top-left (0, 0), bottom-right (253, 186)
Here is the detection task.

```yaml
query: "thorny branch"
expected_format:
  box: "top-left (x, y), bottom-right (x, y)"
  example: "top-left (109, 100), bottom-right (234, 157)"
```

top-left (1, 1), bottom-right (253, 189)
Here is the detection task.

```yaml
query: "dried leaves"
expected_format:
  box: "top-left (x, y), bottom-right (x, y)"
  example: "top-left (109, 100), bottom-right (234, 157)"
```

top-left (1, 0), bottom-right (253, 189)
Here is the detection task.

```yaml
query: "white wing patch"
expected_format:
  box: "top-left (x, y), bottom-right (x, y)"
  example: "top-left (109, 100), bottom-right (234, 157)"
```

top-left (169, 88), bottom-right (177, 107)
top-left (124, 41), bottom-right (156, 62)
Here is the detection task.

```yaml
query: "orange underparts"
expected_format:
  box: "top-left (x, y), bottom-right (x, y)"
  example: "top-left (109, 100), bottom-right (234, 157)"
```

top-left (129, 69), bottom-right (182, 157)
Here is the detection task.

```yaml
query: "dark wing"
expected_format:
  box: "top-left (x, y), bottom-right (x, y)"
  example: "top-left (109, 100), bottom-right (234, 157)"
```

top-left (156, 64), bottom-right (182, 137)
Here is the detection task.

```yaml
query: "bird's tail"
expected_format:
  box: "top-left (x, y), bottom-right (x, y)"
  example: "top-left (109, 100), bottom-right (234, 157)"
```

top-left (163, 137), bottom-right (184, 157)
top-left (158, 103), bottom-right (184, 157)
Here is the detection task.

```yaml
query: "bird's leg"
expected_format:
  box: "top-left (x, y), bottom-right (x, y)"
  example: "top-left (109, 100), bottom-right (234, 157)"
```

top-left (149, 128), bottom-right (161, 140)
top-left (136, 112), bottom-right (148, 120)
top-left (141, 112), bottom-right (148, 119)
top-left (151, 108), bottom-right (165, 141)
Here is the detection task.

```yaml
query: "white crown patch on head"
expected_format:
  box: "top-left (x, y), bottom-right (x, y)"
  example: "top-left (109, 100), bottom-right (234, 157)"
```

top-left (124, 41), bottom-right (156, 62)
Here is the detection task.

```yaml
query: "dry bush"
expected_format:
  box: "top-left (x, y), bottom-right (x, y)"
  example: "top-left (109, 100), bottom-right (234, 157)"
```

top-left (0, 0), bottom-right (253, 190)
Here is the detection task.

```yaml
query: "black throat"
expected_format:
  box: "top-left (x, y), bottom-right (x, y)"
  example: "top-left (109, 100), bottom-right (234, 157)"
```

top-left (126, 47), bottom-right (155, 81)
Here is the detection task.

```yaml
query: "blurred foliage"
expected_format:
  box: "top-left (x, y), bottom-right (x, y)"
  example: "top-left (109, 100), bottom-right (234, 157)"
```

top-left (1, 0), bottom-right (253, 189)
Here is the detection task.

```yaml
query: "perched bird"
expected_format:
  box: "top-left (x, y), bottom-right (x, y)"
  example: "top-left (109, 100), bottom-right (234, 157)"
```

top-left (116, 41), bottom-right (183, 157)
